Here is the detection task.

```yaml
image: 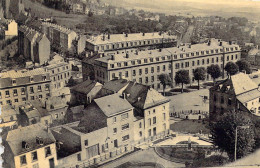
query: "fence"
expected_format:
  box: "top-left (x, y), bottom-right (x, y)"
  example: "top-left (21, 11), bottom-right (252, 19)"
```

top-left (58, 131), bottom-right (170, 168)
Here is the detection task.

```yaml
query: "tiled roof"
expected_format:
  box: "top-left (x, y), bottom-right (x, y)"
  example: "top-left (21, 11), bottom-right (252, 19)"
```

top-left (6, 123), bottom-right (56, 156)
top-left (0, 68), bottom-right (47, 79)
top-left (94, 93), bottom-right (133, 117)
top-left (231, 73), bottom-right (258, 95)
top-left (86, 32), bottom-right (177, 45)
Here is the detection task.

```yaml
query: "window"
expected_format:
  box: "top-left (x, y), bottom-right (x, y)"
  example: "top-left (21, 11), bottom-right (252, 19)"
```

top-left (77, 153), bottom-right (81, 161)
top-left (117, 63), bottom-right (121, 67)
top-left (38, 85), bottom-right (42, 92)
top-left (85, 140), bottom-right (88, 146)
top-left (20, 155), bottom-right (27, 165)
top-left (122, 123), bottom-right (129, 130)
top-left (121, 113), bottom-right (128, 120)
top-left (124, 62), bottom-right (128, 66)
top-left (133, 70), bottom-right (136, 76)
top-left (113, 117), bottom-right (116, 123)
top-left (153, 109), bottom-right (156, 113)
top-left (112, 73), bottom-right (115, 79)
top-left (125, 71), bottom-right (128, 78)
top-left (22, 97), bottom-right (26, 101)
top-left (197, 60), bottom-right (200, 66)
top-left (139, 78), bottom-right (142, 83)
top-left (153, 117), bottom-right (156, 124)
top-left (113, 128), bottom-right (117, 134)
top-left (30, 77), bottom-right (34, 82)
top-left (145, 77), bottom-right (148, 83)
top-left (15, 99), bottom-right (18, 102)
top-left (192, 61), bottom-right (195, 66)
top-left (144, 59), bottom-right (148, 63)
top-left (163, 113), bottom-right (166, 120)
top-left (122, 135), bottom-right (129, 141)
top-left (214, 94), bottom-right (217, 102)
top-left (139, 131), bottom-right (142, 137)
top-left (175, 63), bottom-right (180, 69)
top-left (228, 98), bottom-right (232, 105)
top-left (157, 66), bottom-right (160, 72)
top-left (148, 129), bottom-right (152, 136)
top-left (31, 96), bottom-right (35, 100)
top-left (139, 69), bottom-right (142, 75)
top-left (12, 79), bottom-right (16, 84)
top-left (139, 122), bottom-right (142, 128)
top-left (150, 58), bottom-right (154, 62)
top-left (5, 90), bottom-right (10, 97)
top-left (45, 146), bottom-right (51, 157)
top-left (163, 65), bottom-right (166, 71)
top-left (212, 58), bottom-right (214, 63)
top-left (156, 57), bottom-right (159, 61)
top-left (145, 68), bottom-right (148, 74)
top-left (151, 67), bottom-right (154, 73)
top-left (13, 89), bottom-right (18, 96)
top-left (45, 84), bottom-right (50, 91)
top-left (110, 64), bottom-right (114, 68)
top-left (151, 76), bottom-right (154, 82)
top-left (148, 118), bottom-right (151, 126)
top-left (31, 151), bottom-right (38, 161)
top-left (131, 61), bottom-right (135, 65)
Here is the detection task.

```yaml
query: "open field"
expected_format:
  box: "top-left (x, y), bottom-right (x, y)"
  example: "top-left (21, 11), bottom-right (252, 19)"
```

top-left (170, 119), bottom-right (210, 134)
top-left (23, 0), bottom-right (87, 29)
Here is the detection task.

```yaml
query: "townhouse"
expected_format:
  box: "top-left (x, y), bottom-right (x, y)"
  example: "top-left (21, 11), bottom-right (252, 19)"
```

top-left (209, 73), bottom-right (260, 121)
top-left (51, 79), bottom-right (170, 167)
top-left (18, 25), bottom-right (51, 65)
top-left (43, 54), bottom-right (72, 91)
top-left (41, 22), bottom-right (78, 50)
top-left (0, 19), bottom-right (18, 39)
top-left (0, 68), bottom-right (51, 108)
top-left (3, 123), bottom-right (57, 168)
top-left (83, 39), bottom-right (241, 90)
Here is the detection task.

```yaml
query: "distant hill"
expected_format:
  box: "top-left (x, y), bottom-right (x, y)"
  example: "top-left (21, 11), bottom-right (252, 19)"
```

top-left (103, 0), bottom-right (260, 21)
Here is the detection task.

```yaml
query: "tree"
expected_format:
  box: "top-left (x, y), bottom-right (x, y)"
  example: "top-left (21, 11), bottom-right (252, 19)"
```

top-left (174, 70), bottom-right (190, 93)
top-left (210, 111), bottom-right (255, 160)
top-left (158, 74), bottom-right (172, 96)
top-left (224, 62), bottom-right (239, 78)
top-left (236, 60), bottom-right (251, 74)
top-left (207, 64), bottom-right (221, 85)
top-left (193, 67), bottom-right (206, 90)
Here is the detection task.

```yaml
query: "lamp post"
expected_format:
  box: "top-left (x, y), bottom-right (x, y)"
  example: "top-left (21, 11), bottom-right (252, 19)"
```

top-left (234, 125), bottom-right (249, 161)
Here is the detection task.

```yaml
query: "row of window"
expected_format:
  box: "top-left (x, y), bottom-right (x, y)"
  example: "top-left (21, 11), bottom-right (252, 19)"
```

top-left (112, 113), bottom-right (129, 123)
top-left (96, 39), bottom-right (165, 51)
top-left (50, 66), bottom-right (69, 74)
top-left (0, 85), bottom-right (49, 99)
top-left (108, 51), bottom-right (239, 69)
top-left (1, 94), bottom-right (49, 105)
top-left (11, 76), bottom-right (48, 86)
top-left (20, 146), bottom-right (51, 166)
top-left (53, 72), bottom-right (70, 81)
top-left (110, 56), bottom-right (171, 69)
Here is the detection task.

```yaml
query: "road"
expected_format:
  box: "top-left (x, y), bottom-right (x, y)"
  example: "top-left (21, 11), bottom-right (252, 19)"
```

top-left (181, 25), bottom-right (194, 43)
top-left (101, 148), bottom-right (184, 168)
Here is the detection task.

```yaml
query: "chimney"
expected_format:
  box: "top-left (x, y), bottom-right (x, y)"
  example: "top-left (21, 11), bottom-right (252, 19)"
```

top-left (219, 42), bottom-right (222, 46)
top-left (159, 48), bottom-right (162, 52)
top-left (208, 41), bottom-right (211, 46)
top-left (142, 32), bottom-right (145, 36)
top-left (108, 34), bottom-right (110, 39)
top-left (126, 53), bottom-right (129, 58)
top-left (188, 44), bottom-right (191, 48)
top-left (125, 33), bottom-right (128, 37)
top-left (102, 34), bottom-right (105, 41)
top-left (22, 141), bottom-right (29, 149)
top-left (229, 41), bottom-right (232, 45)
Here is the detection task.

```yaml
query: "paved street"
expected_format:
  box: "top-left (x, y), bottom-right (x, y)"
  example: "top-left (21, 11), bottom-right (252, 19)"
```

top-left (100, 148), bottom-right (184, 168)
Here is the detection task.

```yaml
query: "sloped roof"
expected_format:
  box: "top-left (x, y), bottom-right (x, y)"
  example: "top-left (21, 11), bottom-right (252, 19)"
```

top-left (237, 89), bottom-right (260, 103)
top-left (123, 82), bottom-right (170, 109)
top-left (231, 73), bottom-right (258, 95)
top-left (0, 105), bottom-right (19, 118)
top-left (77, 103), bottom-right (107, 133)
top-left (94, 93), bottom-right (133, 117)
top-left (6, 123), bottom-right (56, 156)
top-left (86, 32), bottom-right (177, 45)
top-left (102, 79), bottom-right (129, 93)
top-left (71, 80), bottom-right (102, 95)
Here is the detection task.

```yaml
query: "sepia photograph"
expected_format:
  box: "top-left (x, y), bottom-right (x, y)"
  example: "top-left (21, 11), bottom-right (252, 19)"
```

top-left (0, 0), bottom-right (260, 167)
